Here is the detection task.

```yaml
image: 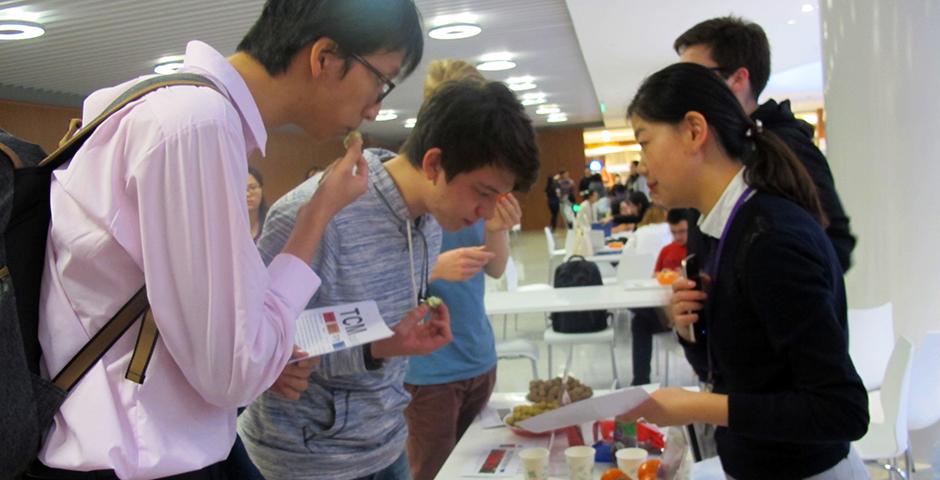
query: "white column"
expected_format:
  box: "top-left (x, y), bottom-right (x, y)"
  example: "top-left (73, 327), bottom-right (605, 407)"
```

top-left (821, 0), bottom-right (940, 464)
top-left (820, 0), bottom-right (940, 342)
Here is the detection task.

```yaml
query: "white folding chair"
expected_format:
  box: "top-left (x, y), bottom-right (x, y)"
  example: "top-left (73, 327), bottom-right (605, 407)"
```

top-left (495, 339), bottom-right (539, 379)
top-left (848, 303), bottom-right (895, 391)
top-left (633, 223), bottom-right (672, 255)
top-left (908, 331), bottom-right (940, 431)
top-left (615, 252), bottom-right (658, 284)
top-left (544, 324), bottom-right (621, 389)
top-left (501, 257), bottom-right (551, 338)
top-left (544, 227), bottom-right (566, 282)
top-left (853, 336), bottom-right (914, 479)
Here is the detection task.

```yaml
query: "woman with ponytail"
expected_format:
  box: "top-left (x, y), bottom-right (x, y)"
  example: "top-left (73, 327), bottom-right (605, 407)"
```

top-left (618, 63), bottom-right (868, 479)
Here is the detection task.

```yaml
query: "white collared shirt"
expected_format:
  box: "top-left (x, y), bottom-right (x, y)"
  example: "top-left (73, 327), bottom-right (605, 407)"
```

top-left (698, 167), bottom-right (754, 239)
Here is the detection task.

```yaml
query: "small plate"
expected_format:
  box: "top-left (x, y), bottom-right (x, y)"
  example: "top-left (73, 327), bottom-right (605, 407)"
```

top-left (503, 414), bottom-right (560, 437)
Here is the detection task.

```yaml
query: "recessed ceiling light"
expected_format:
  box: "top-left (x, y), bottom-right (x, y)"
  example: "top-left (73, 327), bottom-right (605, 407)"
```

top-left (506, 76), bottom-right (536, 91)
top-left (154, 62), bottom-right (184, 75)
top-left (787, 19), bottom-right (797, 25)
top-left (0, 20), bottom-right (45, 40)
top-left (521, 92), bottom-right (547, 106)
top-left (477, 60), bottom-right (515, 71)
top-left (376, 110), bottom-right (398, 122)
top-left (547, 113), bottom-right (568, 123)
top-left (428, 23), bottom-right (481, 40)
top-left (801, 4), bottom-right (815, 13)
top-left (535, 104), bottom-right (560, 115)
top-left (477, 52), bottom-right (516, 72)
top-left (404, 118), bottom-right (417, 128)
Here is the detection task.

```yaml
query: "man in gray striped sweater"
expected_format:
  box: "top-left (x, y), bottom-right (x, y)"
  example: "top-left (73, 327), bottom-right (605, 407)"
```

top-left (239, 79), bottom-right (539, 479)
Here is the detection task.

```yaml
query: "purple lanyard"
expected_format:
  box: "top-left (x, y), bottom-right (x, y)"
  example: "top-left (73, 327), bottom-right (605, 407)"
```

top-left (705, 187), bottom-right (755, 281)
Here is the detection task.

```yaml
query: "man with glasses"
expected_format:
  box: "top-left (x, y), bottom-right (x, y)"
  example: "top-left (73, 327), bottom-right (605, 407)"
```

top-left (32, 0), bottom-right (423, 478)
top-left (241, 78), bottom-right (539, 480)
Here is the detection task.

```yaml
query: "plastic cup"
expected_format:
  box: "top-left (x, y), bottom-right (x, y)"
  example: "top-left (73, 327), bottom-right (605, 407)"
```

top-left (564, 445), bottom-right (595, 480)
top-left (615, 447), bottom-right (648, 477)
top-left (519, 447), bottom-right (549, 480)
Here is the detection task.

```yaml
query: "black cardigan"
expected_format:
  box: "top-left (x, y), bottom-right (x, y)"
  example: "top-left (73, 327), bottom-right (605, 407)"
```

top-left (681, 193), bottom-right (868, 479)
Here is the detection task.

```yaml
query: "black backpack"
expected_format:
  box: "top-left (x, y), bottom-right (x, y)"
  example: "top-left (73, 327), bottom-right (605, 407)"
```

top-left (0, 74), bottom-right (217, 475)
top-left (549, 255), bottom-right (610, 333)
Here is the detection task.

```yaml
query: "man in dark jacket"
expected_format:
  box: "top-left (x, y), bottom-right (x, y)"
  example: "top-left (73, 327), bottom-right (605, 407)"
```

top-left (674, 16), bottom-right (856, 273)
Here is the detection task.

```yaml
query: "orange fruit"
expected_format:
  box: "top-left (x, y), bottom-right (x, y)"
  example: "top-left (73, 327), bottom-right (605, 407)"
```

top-left (601, 467), bottom-right (632, 480)
top-left (636, 459), bottom-right (661, 480)
top-left (656, 270), bottom-right (679, 285)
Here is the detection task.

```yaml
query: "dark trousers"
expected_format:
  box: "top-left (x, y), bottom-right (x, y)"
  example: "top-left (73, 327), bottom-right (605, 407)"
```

top-left (630, 308), bottom-right (671, 385)
top-left (404, 368), bottom-right (497, 480)
top-left (548, 200), bottom-right (560, 231)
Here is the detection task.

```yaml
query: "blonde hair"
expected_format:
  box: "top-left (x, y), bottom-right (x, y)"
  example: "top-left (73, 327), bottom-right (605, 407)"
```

top-left (423, 59), bottom-right (486, 100)
top-left (638, 204), bottom-right (668, 227)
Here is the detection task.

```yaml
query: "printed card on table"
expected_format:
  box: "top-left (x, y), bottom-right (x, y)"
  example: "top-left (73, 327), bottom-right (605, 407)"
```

top-left (290, 300), bottom-right (393, 362)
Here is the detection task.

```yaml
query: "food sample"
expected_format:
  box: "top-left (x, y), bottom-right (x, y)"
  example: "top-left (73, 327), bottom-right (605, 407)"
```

top-left (424, 296), bottom-right (444, 308)
top-left (504, 401), bottom-right (559, 426)
top-left (526, 376), bottom-right (593, 403)
top-left (343, 131), bottom-right (362, 149)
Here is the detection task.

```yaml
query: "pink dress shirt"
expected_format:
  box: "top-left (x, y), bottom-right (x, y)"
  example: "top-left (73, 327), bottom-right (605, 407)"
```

top-left (37, 41), bottom-right (319, 478)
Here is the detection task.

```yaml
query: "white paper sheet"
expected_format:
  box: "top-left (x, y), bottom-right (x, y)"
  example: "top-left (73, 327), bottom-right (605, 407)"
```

top-left (290, 300), bottom-right (393, 361)
top-left (517, 387), bottom-right (651, 433)
top-left (461, 440), bottom-right (546, 478)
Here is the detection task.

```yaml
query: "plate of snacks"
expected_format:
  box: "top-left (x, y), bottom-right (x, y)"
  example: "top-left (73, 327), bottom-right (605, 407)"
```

top-left (526, 376), bottom-right (593, 403)
top-left (503, 402), bottom-right (560, 437)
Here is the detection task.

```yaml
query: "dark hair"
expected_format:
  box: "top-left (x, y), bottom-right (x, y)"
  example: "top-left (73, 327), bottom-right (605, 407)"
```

top-left (401, 79), bottom-right (540, 192)
top-left (667, 208), bottom-right (688, 225)
top-left (247, 166), bottom-right (269, 226)
top-left (628, 62), bottom-right (825, 225)
top-left (627, 191), bottom-right (650, 219)
top-left (238, 0), bottom-right (424, 78)
top-left (673, 16), bottom-right (771, 101)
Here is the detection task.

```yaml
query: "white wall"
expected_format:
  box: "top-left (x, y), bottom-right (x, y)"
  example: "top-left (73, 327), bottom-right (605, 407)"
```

top-left (820, 0), bottom-right (940, 463)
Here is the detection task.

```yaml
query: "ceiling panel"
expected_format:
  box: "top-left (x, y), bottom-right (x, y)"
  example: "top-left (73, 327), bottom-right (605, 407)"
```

top-left (0, 0), bottom-right (600, 142)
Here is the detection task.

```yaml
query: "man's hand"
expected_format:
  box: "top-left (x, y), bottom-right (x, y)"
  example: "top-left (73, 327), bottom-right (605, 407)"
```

top-left (430, 246), bottom-right (495, 282)
top-left (307, 135), bottom-right (369, 218)
top-left (668, 277), bottom-right (708, 342)
top-left (269, 347), bottom-right (319, 400)
top-left (485, 193), bottom-right (522, 233)
top-left (371, 303), bottom-right (453, 359)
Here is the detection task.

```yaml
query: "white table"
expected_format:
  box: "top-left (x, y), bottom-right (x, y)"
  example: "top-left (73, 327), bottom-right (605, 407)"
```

top-left (485, 284), bottom-right (668, 316)
top-left (436, 391), bottom-right (725, 480)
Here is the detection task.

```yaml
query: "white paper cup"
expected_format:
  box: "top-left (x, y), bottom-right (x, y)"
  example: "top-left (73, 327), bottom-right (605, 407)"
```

top-left (519, 447), bottom-right (549, 480)
top-left (564, 445), bottom-right (595, 480)
top-left (615, 447), bottom-right (648, 477)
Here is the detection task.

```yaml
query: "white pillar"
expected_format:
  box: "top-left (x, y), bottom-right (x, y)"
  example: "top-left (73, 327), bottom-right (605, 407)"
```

top-left (820, 0), bottom-right (940, 342)
top-left (821, 0), bottom-right (940, 463)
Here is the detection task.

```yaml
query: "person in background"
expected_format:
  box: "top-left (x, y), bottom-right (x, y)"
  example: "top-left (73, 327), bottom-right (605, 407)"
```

top-left (557, 169), bottom-right (576, 204)
top-left (620, 62), bottom-right (868, 479)
top-left (31, 0), bottom-right (425, 476)
top-left (578, 167), bottom-right (593, 196)
top-left (403, 59), bottom-right (525, 480)
top-left (626, 159), bottom-right (641, 191)
top-left (674, 15), bottom-right (855, 272)
top-left (629, 208), bottom-right (689, 386)
top-left (247, 166), bottom-right (268, 242)
top-left (633, 158), bottom-right (651, 198)
top-left (611, 190), bottom-right (650, 233)
top-left (545, 173), bottom-right (561, 232)
top-left (241, 75), bottom-right (539, 480)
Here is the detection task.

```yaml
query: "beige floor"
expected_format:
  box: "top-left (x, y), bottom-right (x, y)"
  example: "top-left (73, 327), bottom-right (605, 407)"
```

top-left (493, 230), bottom-right (930, 479)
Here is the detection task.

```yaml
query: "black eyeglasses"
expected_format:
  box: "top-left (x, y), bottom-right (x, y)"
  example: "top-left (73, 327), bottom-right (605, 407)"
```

top-left (349, 52), bottom-right (396, 103)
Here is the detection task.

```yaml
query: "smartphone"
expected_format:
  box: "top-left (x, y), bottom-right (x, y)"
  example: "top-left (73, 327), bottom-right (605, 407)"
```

top-left (680, 254), bottom-right (700, 343)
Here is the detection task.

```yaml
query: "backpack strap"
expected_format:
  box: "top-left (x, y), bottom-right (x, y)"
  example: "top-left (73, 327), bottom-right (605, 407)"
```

top-left (49, 74), bottom-right (221, 389)
top-left (53, 287), bottom-right (149, 391)
top-left (0, 141), bottom-right (23, 168)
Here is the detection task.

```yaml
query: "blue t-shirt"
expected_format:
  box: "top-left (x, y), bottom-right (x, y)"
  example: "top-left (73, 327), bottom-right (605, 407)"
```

top-left (405, 221), bottom-right (497, 385)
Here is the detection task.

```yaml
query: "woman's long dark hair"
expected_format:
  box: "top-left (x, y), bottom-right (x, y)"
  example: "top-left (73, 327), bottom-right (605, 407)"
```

top-left (627, 62), bottom-right (826, 226)
top-left (247, 166), bottom-right (269, 227)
